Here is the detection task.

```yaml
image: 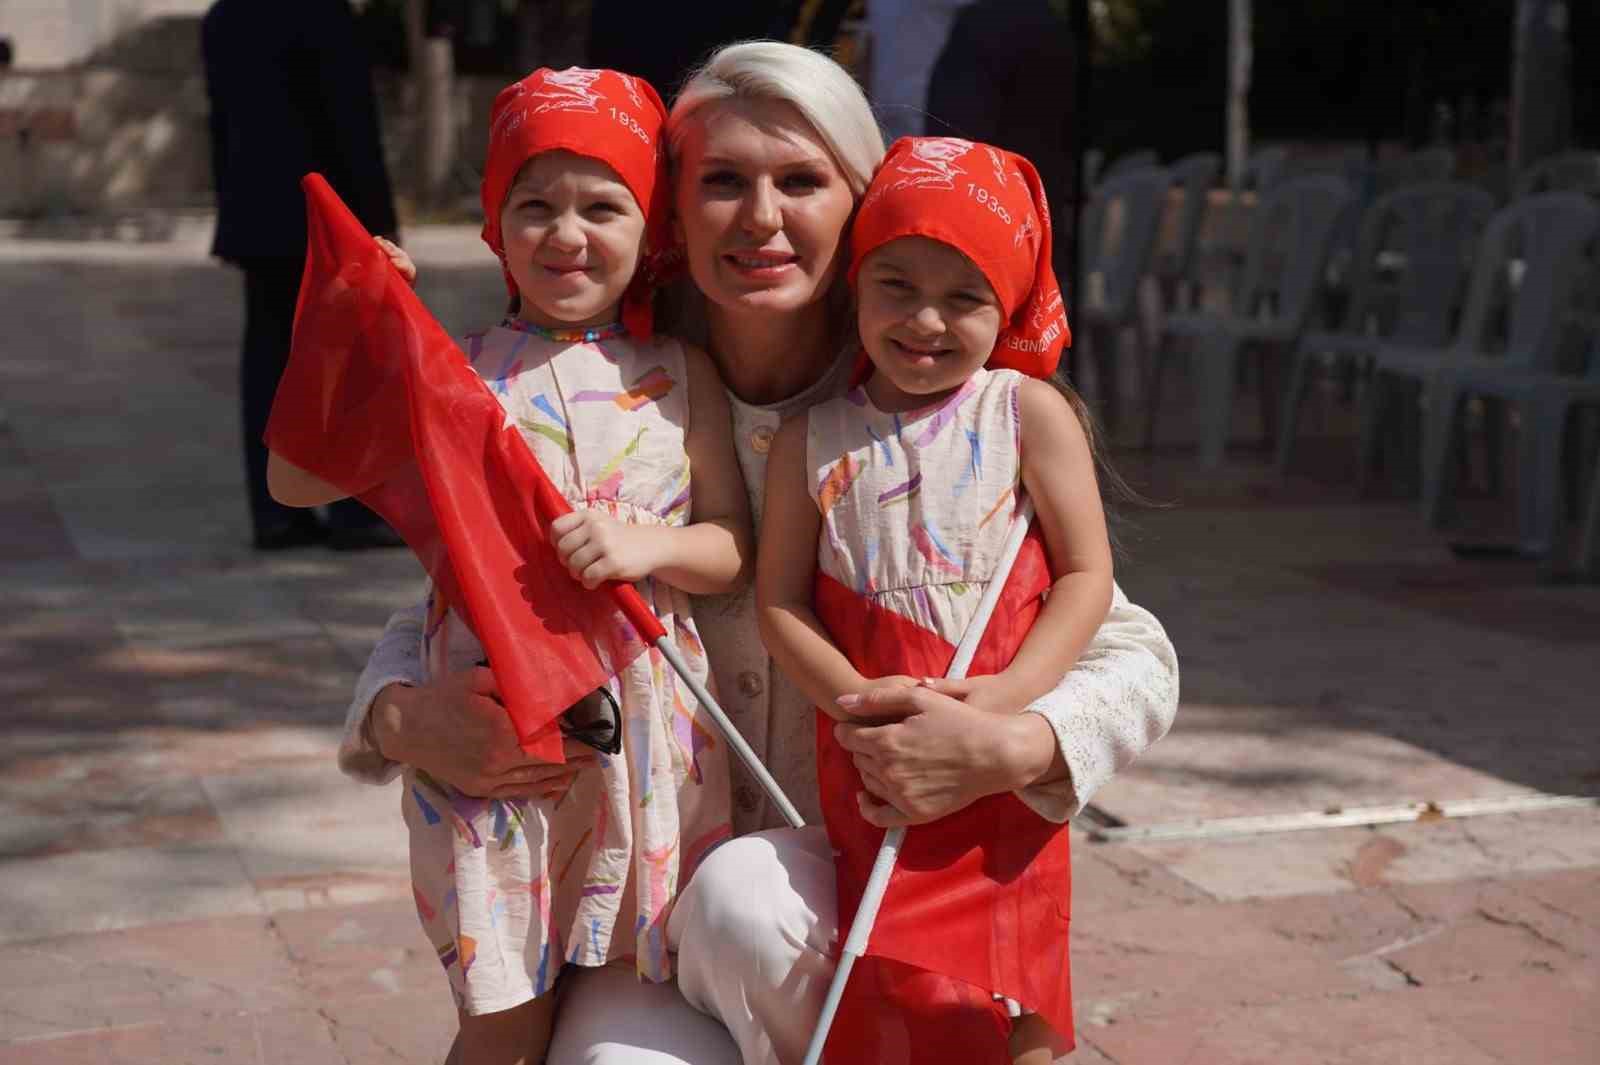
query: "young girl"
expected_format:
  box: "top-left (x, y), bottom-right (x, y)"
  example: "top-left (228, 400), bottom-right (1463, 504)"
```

top-left (757, 136), bottom-right (1111, 1065)
top-left (270, 67), bottom-right (749, 1065)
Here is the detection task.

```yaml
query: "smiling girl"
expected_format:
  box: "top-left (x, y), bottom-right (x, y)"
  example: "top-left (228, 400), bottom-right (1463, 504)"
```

top-left (757, 136), bottom-right (1111, 1064)
top-left (268, 67), bottom-right (750, 1065)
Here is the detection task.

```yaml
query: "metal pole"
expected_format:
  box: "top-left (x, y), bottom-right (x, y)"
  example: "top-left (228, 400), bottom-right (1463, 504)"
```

top-left (1226, 0), bottom-right (1252, 190)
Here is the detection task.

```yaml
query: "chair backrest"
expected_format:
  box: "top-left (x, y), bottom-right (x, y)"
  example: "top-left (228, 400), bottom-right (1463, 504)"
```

top-left (1339, 182), bottom-right (1495, 345)
top-left (1452, 192), bottom-right (1600, 371)
top-left (1079, 166), bottom-right (1173, 320)
top-left (1378, 147), bottom-right (1456, 191)
top-left (1233, 174), bottom-right (1355, 328)
top-left (1082, 148), bottom-right (1105, 192)
top-left (1512, 150), bottom-right (1600, 200)
top-left (1101, 149), bottom-right (1159, 184)
top-left (1162, 151), bottom-right (1221, 280)
top-left (1242, 146), bottom-right (1289, 192)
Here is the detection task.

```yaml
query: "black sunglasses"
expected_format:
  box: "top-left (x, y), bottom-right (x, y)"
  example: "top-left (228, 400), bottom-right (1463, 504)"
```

top-left (477, 659), bottom-right (622, 755)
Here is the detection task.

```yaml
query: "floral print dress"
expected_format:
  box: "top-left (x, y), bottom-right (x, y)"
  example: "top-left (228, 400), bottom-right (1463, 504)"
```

top-left (403, 324), bottom-right (731, 1016)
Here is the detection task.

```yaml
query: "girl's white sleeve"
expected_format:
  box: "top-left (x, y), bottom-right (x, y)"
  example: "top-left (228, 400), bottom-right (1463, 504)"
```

top-left (1017, 581), bottom-right (1180, 822)
top-left (337, 601), bottom-right (427, 784)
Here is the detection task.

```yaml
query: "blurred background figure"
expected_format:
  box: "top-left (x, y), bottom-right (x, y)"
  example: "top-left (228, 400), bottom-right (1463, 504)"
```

top-left (202, 0), bottom-right (404, 551)
top-left (926, 0), bottom-right (1077, 275)
top-left (868, 0), bottom-right (973, 142)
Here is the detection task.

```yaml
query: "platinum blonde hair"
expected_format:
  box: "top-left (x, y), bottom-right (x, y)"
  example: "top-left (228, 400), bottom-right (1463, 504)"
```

top-left (667, 40), bottom-right (885, 196)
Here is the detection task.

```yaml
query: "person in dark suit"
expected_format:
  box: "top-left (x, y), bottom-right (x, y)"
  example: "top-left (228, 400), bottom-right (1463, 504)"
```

top-left (202, 0), bottom-right (403, 550)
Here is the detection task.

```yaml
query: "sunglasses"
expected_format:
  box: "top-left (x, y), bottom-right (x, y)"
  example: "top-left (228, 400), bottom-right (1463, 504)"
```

top-left (477, 660), bottom-right (622, 755)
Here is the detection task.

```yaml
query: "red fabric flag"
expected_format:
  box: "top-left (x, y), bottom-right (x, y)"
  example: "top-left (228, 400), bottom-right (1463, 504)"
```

top-left (265, 173), bottom-right (664, 762)
top-left (813, 529), bottom-right (1074, 1065)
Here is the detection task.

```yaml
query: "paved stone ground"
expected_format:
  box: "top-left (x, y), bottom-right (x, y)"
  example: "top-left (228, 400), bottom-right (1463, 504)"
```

top-left (0, 227), bottom-right (1595, 1064)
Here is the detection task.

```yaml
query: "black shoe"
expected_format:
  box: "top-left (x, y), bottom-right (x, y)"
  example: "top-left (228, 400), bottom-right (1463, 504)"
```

top-left (252, 516), bottom-right (329, 551)
top-left (327, 522), bottom-right (408, 551)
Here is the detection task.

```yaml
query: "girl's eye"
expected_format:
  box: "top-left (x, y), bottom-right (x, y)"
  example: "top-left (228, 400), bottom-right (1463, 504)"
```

top-left (701, 170), bottom-right (742, 188)
top-left (518, 198), bottom-right (551, 213)
top-left (950, 292), bottom-right (984, 305)
top-left (877, 277), bottom-right (911, 293)
top-left (586, 202), bottom-right (622, 217)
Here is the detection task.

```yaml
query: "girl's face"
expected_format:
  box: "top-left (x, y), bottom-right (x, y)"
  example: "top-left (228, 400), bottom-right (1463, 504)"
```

top-left (673, 98), bottom-right (856, 318)
top-left (499, 151), bottom-right (646, 329)
top-left (856, 236), bottom-right (1003, 411)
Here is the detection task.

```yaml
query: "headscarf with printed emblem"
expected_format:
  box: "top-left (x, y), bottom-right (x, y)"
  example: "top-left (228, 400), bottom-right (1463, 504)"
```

top-left (848, 136), bottom-right (1071, 377)
top-left (480, 66), bottom-right (676, 338)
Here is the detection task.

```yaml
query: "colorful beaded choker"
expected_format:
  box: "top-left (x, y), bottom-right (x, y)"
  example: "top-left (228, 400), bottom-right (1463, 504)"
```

top-left (501, 317), bottom-right (627, 344)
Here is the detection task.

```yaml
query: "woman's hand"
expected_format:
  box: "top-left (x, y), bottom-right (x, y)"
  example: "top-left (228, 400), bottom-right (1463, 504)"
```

top-left (370, 666), bottom-right (597, 799)
top-left (374, 236), bottom-right (417, 286)
top-left (832, 679), bottom-right (1060, 828)
top-left (551, 510), bottom-right (663, 588)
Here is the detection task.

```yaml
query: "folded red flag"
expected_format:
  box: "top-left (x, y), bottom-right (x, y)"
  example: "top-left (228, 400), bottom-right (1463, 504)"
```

top-left (814, 529), bottom-right (1074, 1065)
top-left (265, 173), bottom-right (665, 762)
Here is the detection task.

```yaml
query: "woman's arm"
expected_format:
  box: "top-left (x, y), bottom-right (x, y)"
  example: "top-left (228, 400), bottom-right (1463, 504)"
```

top-left (550, 344), bottom-right (753, 596)
top-left (966, 377), bottom-right (1114, 713)
top-left (756, 415), bottom-right (903, 719)
top-left (341, 601), bottom-right (595, 797)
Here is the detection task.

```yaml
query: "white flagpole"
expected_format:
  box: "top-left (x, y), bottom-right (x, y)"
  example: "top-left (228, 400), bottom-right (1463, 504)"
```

top-left (800, 497), bottom-right (1037, 1065)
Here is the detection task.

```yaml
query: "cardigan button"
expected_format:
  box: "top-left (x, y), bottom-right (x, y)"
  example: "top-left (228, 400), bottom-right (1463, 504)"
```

top-left (750, 425), bottom-right (775, 454)
top-left (737, 671), bottom-right (764, 698)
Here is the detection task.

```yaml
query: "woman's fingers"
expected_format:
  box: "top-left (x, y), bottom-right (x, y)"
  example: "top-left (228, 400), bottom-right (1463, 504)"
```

top-left (858, 791), bottom-right (920, 829)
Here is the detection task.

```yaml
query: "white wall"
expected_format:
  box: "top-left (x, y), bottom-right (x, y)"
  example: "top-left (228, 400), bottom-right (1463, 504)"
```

top-left (0, 0), bottom-right (212, 68)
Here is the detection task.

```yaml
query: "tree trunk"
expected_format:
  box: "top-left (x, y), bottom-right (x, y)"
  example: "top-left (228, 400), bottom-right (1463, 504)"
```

top-left (406, 0), bottom-right (456, 210)
top-left (1226, 0), bottom-right (1252, 190)
top-left (1511, 0), bottom-right (1573, 173)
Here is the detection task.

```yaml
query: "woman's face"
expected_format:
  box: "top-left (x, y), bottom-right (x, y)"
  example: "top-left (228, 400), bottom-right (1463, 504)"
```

top-left (673, 98), bottom-right (857, 318)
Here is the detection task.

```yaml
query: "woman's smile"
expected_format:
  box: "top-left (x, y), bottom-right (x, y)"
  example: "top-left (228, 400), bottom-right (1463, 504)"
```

top-left (722, 247), bottom-right (801, 279)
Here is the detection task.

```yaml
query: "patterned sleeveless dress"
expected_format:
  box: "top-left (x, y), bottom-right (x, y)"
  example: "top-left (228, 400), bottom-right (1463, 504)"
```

top-left (807, 367), bottom-right (1027, 632)
top-left (804, 366), bottom-right (1075, 1060)
top-left (403, 323), bottom-right (731, 1016)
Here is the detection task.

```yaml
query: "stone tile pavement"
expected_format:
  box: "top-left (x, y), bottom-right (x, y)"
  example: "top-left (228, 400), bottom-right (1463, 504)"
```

top-left (0, 227), bottom-right (1595, 1063)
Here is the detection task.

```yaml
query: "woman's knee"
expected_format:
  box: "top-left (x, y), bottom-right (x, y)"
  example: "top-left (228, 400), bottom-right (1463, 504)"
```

top-left (674, 827), bottom-right (836, 955)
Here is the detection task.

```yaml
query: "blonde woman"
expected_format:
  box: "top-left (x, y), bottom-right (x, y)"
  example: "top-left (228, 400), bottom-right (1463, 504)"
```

top-left (344, 42), bottom-right (1178, 1065)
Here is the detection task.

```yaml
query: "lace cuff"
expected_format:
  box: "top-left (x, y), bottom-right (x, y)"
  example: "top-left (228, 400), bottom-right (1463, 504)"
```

top-left (1016, 583), bottom-right (1180, 822)
top-left (338, 601), bottom-right (427, 784)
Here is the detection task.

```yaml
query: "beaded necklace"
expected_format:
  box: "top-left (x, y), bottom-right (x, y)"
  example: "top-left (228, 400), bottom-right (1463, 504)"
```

top-left (500, 317), bottom-right (627, 344)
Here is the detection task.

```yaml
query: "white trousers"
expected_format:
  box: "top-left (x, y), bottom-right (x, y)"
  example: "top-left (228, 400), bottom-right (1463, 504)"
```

top-left (548, 827), bottom-right (839, 1065)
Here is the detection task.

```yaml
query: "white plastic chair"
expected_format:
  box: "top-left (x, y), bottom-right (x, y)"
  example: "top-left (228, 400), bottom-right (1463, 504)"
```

top-left (1579, 444), bottom-right (1600, 578)
top-left (1377, 147), bottom-right (1457, 192)
top-left (1100, 149), bottom-right (1159, 185)
top-left (1078, 166), bottom-right (1174, 436)
top-left (1512, 150), bottom-right (1600, 200)
top-left (1145, 174), bottom-right (1355, 466)
top-left (1242, 146), bottom-right (1289, 192)
top-left (1364, 193), bottom-right (1600, 544)
top-left (1152, 151), bottom-right (1221, 312)
top-left (1082, 148), bottom-right (1105, 193)
top-left (1277, 182), bottom-right (1495, 473)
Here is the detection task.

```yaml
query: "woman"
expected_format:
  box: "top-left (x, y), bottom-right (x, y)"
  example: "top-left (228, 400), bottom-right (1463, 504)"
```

top-left (343, 42), bottom-right (1178, 1065)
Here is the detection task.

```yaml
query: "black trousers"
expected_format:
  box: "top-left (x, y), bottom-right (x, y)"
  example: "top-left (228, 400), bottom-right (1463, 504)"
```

top-left (240, 258), bottom-right (380, 535)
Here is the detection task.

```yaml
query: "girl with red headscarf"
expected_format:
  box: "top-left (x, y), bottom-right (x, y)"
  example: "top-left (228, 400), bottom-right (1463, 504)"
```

top-left (756, 136), bottom-right (1113, 1065)
top-left (269, 66), bottom-right (750, 1065)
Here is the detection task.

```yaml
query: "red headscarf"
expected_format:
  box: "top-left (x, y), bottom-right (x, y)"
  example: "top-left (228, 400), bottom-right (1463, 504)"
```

top-left (848, 136), bottom-right (1071, 377)
top-left (480, 66), bottom-right (674, 338)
